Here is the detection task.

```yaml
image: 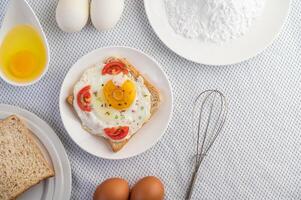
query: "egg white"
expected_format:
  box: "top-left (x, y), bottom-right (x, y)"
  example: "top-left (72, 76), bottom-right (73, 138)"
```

top-left (73, 62), bottom-right (151, 141)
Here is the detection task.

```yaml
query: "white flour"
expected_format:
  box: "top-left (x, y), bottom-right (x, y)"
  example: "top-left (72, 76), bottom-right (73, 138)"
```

top-left (165, 0), bottom-right (265, 43)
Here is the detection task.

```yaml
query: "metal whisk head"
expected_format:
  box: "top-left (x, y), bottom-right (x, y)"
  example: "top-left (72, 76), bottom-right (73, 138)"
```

top-left (186, 90), bottom-right (227, 200)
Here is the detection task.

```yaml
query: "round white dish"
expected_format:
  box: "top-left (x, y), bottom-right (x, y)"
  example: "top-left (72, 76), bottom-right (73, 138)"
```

top-left (144, 0), bottom-right (291, 65)
top-left (60, 46), bottom-right (173, 160)
top-left (0, 104), bottom-right (71, 200)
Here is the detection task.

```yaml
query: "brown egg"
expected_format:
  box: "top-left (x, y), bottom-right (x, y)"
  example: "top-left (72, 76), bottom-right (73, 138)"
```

top-left (130, 176), bottom-right (164, 200)
top-left (93, 178), bottom-right (130, 200)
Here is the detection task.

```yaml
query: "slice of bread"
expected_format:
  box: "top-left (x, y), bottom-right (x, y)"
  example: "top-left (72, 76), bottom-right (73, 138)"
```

top-left (0, 115), bottom-right (55, 200)
top-left (67, 57), bottom-right (161, 152)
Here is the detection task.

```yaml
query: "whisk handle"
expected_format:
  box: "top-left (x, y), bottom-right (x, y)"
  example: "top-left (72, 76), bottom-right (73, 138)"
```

top-left (185, 155), bottom-right (205, 200)
top-left (185, 167), bottom-right (199, 200)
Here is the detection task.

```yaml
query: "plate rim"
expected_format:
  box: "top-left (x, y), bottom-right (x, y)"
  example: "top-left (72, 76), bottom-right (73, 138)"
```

top-left (144, 0), bottom-right (292, 65)
top-left (59, 46), bottom-right (173, 160)
top-left (0, 104), bottom-right (72, 200)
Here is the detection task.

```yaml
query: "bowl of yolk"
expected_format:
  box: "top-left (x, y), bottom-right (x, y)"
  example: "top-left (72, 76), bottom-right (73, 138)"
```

top-left (0, 24), bottom-right (48, 86)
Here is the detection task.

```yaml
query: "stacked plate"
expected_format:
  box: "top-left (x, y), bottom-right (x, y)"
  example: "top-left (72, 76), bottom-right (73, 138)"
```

top-left (0, 104), bottom-right (72, 200)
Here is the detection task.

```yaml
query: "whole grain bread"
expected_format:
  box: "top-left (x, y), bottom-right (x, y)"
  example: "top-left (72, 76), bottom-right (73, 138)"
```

top-left (67, 57), bottom-right (161, 152)
top-left (0, 115), bottom-right (54, 200)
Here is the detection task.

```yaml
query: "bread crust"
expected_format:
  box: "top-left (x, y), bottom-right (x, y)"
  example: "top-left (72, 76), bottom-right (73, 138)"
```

top-left (67, 57), bottom-right (161, 152)
top-left (108, 139), bottom-right (129, 152)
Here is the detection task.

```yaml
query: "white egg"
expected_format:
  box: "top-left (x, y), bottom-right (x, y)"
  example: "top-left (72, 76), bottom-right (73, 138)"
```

top-left (90, 0), bottom-right (124, 31)
top-left (56, 0), bottom-right (89, 32)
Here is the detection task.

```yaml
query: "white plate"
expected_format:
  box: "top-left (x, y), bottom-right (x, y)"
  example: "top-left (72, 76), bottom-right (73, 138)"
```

top-left (60, 46), bottom-right (173, 160)
top-left (0, 104), bottom-right (72, 200)
top-left (144, 0), bottom-right (291, 65)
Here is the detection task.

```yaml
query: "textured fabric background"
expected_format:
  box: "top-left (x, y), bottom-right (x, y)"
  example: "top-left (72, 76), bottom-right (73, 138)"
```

top-left (0, 0), bottom-right (301, 199)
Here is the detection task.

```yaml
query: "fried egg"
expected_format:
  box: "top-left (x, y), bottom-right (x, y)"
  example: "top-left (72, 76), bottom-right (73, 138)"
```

top-left (73, 60), bottom-right (151, 141)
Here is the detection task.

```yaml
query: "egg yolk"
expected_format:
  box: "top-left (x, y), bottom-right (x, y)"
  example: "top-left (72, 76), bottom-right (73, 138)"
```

top-left (9, 51), bottom-right (36, 78)
top-left (103, 80), bottom-right (136, 110)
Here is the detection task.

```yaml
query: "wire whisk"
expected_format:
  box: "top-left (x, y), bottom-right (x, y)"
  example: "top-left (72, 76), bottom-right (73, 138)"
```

top-left (185, 90), bottom-right (228, 200)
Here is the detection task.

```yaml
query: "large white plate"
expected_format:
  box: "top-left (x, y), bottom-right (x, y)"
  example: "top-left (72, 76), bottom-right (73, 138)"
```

top-left (60, 46), bottom-right (173, 160)
top-left (144, 0), bottom-right (291, 65)
top-left (0, 104), bottom-right (72, 200)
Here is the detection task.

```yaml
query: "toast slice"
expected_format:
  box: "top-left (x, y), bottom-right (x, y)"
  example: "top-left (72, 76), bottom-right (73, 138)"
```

top-left (67, 57), bottom-right (161, 152)
top-left (0, 115), bottom-right (54, 200)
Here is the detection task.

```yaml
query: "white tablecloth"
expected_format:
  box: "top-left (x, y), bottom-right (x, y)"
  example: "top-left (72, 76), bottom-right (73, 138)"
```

top-left (1, 0), bottom-right (301, 199)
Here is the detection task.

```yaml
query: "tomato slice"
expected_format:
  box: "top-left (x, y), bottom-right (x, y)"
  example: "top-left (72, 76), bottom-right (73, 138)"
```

top-left (77, 86), bottom-right (91, 112)
top-left (102, 61), bottom-right (128, 75)
top-left (104, 126), bottom-right (129, 140)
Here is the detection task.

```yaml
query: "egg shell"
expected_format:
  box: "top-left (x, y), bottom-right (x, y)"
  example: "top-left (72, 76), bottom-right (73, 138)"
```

top-left (90, 0), bottom-right (124, 31)
top-left (93, 178), bottom-right (130, 200)
top-left (130, 176), bottom-right (164, 200)
top-left (56, 0), bottom-right (89, 32)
